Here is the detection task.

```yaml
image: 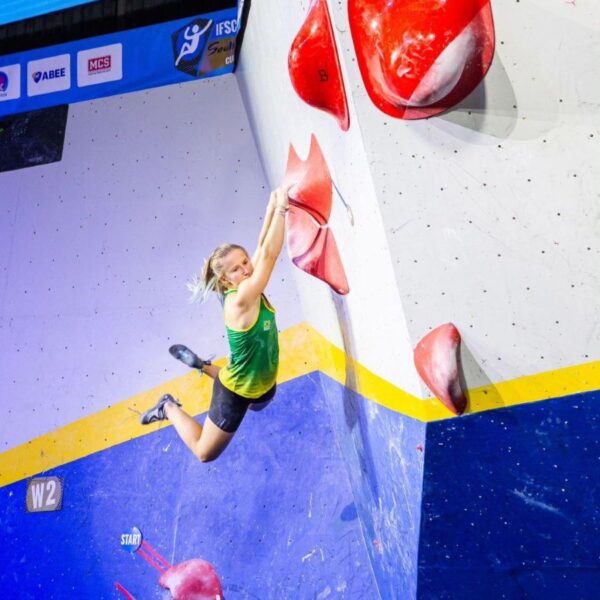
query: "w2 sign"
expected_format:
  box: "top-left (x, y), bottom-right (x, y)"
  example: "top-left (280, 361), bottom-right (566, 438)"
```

top-left (26, 477), bottom-right (64, 512)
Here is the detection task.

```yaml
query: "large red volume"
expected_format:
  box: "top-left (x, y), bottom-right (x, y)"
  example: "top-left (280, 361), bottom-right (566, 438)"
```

top-left (288, 0), bottom-right (350, 130)
top-left (414, 323), bottom-right (467, 415)
top-left (349, 0), bottom-right (495, 119)
top-left (159, 559), bottom-right (223, 600)
top-left (283, 135), bottom-right (350, 295)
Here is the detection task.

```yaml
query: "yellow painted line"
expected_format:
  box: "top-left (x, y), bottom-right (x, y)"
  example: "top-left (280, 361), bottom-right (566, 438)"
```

top-left (308, 327), bottom-right (445, 420)
top-left (310, 330), bottom-right (600, 422)
top-left (0, 324), bottom-right (315, 488)
top-left (467, 361), bottom-right (600, 413)
top-left (0, 369), bottom-right (212, 489)
top-left (307, 326), bottom-right (600, 420)
top-left (1, 322), bottom-right (598, 487)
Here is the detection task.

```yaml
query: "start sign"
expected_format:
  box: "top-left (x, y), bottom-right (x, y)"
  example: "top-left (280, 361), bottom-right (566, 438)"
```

top-left (120, 526), bottom-right (143, 552)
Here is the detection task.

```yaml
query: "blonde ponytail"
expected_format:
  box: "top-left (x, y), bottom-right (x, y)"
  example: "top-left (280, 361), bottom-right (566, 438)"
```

top-left (186, 243), bottom-right (248, 303)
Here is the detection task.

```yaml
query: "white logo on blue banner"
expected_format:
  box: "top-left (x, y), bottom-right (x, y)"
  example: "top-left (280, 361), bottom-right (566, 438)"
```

top-left (27, 54), bottom-right (71, 97)
top-left (0, 64), bottom-right (21, 102)
top-left (172, 18), bottom-right (213, 77)
top-left (77, 43), bottom-right (123, 87)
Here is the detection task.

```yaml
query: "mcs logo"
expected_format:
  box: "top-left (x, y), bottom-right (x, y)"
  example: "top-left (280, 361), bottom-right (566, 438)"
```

top-left (77, 44), bottom-right (122, 87)
top-left (171, 18), bottom-right (213, 77)
top-left (88, 55), bottom-right (111, 74)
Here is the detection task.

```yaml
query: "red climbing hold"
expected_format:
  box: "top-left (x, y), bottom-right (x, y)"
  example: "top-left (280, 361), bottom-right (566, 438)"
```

top-left (284, 134), bottom-right (350, 295)
top-left (159, 559), bottom-right (223, 600)
top-left (349, 0), bottom-right (495, 119)
top-left (414, 323), bottom-right (467, 415)
top-left (288, 0), bottom-right (350, 130)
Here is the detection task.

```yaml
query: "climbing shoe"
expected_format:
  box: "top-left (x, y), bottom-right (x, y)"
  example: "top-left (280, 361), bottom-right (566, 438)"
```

top-left (169, 344), bottom-right (211, 371)
top-left (140, 394), bottom-right (182, 425)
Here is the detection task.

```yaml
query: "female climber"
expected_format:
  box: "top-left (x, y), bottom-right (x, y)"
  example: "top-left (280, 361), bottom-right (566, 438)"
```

top-left (139, 185), bottom-right (290, 462)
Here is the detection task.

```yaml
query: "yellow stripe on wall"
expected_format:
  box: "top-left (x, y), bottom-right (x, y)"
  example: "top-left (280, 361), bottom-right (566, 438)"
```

top-left (0, 324), bottom-right (318, 488)
top-left (1, 323), bottom-right (598, 487)
top-left (308, 327), bottom-right (600, 421)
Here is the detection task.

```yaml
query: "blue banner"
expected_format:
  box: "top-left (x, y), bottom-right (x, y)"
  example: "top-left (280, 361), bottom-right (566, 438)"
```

top-left (0, 1), bottom-right (100, 26)
top-left (0, 7), bottom-right (240, 117)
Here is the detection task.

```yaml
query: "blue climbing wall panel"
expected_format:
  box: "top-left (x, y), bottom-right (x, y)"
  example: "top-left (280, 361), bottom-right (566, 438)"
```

top-left (318, 373), bottom-right (426, 600)
top-left (418, 389), bottom-right (600, 599)
top-left (0, 375), bottom-right (378, 598)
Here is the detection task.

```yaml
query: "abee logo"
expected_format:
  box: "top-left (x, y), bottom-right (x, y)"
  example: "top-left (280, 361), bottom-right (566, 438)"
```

top-left (171, 18), bottom-right (213, 77)
top-left (32, 68), bottom-right (66, 83)
top-left (27, 54), bottom-right (70, 97)
top-left (77, 44), bottom-right (122, 87)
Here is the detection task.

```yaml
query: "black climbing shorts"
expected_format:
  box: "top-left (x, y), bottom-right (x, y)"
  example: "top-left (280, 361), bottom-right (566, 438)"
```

top-left (208, 375), bottom-right (276, 433)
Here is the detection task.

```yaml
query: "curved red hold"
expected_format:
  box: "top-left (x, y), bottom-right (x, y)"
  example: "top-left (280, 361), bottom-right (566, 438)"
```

top-left (159, 559), bottom-right (223, 600)
top-left (349, 0), bottom-right (495, 119)
top-left (414, 323), bottom-right (467, 415)
top-left (288, 0), bottom-right (350, 130)
top-left (283, 135), bottom-right (350, 295)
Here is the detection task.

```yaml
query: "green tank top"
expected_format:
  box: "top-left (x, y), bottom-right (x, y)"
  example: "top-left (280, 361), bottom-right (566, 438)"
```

top-left (218, 291), bottom-right (279, 399)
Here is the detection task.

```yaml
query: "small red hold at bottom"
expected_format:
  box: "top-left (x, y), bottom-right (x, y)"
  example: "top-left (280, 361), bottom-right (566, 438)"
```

top-left (159, 558), bottom-right (223, 600)
top-left (416, 445), bottom-right (424, 453)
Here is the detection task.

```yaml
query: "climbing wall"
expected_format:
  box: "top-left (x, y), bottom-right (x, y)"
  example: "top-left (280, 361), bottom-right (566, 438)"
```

top-left (0, 376), bottom-right (377, 597)
top-left (0, 76), bottom-right (379, 597)
top-left (0, 77), bottom-right (301, 450)
top-left (2, 0), bottom-right (599, 597)
top-left (236, 0), bottom-right (600, 597)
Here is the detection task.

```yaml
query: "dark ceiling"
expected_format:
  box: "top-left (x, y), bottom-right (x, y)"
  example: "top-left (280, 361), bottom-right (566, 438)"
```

top-left (0, 0), bottom-right (238, 56)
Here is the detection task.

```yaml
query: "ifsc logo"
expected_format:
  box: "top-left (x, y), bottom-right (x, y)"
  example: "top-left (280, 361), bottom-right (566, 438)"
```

top-left (214, 19), bottom-right (238, 38)
top-left (171, 18), bottom-right (213, 77)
